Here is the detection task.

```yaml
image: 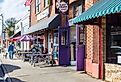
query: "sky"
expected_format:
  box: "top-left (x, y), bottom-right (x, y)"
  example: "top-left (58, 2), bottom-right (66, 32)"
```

top-left (0, 0), bottom-right (29, 34)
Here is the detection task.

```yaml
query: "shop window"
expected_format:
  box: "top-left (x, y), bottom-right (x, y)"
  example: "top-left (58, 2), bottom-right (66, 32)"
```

top-left (17, 41), bottom-right (21, 48)
top-left (72, 6), bottom-right (76, 18)
top-left (61, 31), bottom-right (67, 45)
top-left (35, 0), bottom-right (41, 14)
top-left (48, 0), bottom-right (52, 5)
top-left (72, 2), bottom-right (82, 18)
top-left (44, 0), bottom-right (48, 7)
top-left (79, 25), bottom-right (85, 45)
top-left (54, 33), bottom-right (58, 45)
top-left (107, 25), bottom-right (121, 64)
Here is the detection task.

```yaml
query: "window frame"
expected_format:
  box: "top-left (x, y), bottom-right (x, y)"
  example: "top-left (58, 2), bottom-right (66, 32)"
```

top-left (35, 0), bottom-right (41, 14)
top-left (44, 0), bottom-right (49, 8)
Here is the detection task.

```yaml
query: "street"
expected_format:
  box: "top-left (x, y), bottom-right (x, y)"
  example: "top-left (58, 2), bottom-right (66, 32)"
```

top-left (0, 55), bottom-right (103, 82)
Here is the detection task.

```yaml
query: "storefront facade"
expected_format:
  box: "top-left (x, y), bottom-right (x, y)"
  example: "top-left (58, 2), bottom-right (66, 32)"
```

top-left (68, 0), bottom-right (85, 71)
top-left (73, 0), bottom-right (121, 81)
top-left (24, 0), bottom-right (71, 66)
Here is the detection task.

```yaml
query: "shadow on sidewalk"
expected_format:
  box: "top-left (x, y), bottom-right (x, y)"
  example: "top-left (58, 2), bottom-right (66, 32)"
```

top-left (0, 64), bottom-right (22, 82)
top-left (1, 64), bottom-right (21, 74)
top-left (6, 77), bottom-right (25, 82)
top-left (0, 67), bottom-right (4, 78)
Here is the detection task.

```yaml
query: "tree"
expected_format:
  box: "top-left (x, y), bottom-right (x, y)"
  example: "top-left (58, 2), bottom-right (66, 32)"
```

top-left (5, 18), bottom-right (18, 37)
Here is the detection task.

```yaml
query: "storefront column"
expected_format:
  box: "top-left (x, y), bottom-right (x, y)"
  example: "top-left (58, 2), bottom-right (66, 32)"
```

top-left (44, 30), bottom-right (48, 49)
top-left (26, 41), bottom-right (30, 50)
top-left (99, 17), bottom-right (106, 79)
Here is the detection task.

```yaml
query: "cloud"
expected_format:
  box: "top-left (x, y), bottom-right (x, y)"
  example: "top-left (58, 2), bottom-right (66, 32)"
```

top-left (0, 0), bottom-right (29, 20)
top-left (0, 0), bottom-right (29, 34)
top-left (0, 0), bottom-right (4, 3)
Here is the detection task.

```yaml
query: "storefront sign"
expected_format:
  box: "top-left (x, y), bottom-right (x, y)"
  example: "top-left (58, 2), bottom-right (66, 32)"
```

top-left (37, 8), bottom-right (49, 20)
top-left (118, 56), bottom-right (121, 64)
top-left (59, 2), bottom-right (68, 13)
top-left (15, 21), bottom-right (21, 34)
top-left (55, 0), bottom-right (69, 14)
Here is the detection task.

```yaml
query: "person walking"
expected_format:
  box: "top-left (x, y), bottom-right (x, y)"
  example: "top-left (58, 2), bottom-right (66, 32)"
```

top-left (8, 42), bottom-right (15, 59)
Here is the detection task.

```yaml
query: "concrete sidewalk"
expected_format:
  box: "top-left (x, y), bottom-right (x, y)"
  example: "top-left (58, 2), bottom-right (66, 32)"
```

top-left (0, 66), bottom-right (4, 82)
top-left (0, 54), bottom-right (104, 82)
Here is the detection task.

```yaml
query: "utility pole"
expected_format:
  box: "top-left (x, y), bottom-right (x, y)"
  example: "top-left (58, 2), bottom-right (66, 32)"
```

top-left (0, 14), bottom-right (4, 48)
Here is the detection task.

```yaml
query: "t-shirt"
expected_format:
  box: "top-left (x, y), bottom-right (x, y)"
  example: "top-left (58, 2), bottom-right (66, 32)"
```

top-left (8, 44), bottom-right (14, 52)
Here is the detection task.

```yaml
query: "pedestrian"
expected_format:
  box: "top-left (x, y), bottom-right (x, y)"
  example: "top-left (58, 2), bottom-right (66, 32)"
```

top-left (38, 43), bottom-right (44, 54)
top-left (53, 46), bottom-right (58, 65)
top-left (8, 42), bottom-right (15, 59)
top-left (31, 44), bottom-right (37, 53)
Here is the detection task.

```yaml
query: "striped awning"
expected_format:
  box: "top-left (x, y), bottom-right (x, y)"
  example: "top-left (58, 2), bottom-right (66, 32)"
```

top-left (10, 36), bottom-right (21, 42)
top-left (18, 35), bottom-right (34, 41)
top-left (73, 0), bottom-right (121, 23)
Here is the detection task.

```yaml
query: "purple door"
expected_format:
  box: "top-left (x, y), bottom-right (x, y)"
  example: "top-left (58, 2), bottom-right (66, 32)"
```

top-left (58, 26), bottom-right (70, 65)
top-left (76, 25), bottom-right (85, 71)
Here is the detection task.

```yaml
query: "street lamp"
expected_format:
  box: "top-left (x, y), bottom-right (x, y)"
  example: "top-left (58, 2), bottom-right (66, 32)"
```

top-left (0, 14), bottom-right (4, 48)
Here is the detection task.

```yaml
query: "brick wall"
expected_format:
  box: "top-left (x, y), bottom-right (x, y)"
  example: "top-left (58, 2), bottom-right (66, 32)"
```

top-left (85, 0), bottom-right (95, 59)
top-left (69, 6), bottom-right (73, 19)
top-left (30, 0), bottom-right (37, 26)
top-left (85, 0), bottom-right (100, 78)
top-left (93, 25), bottom-right (99, 63)
top-left (49, 0), bottom-right (55, 16)
top-left (105, 63), bottom-right (121, 82)
top-left (86, 25), bottom-right (93, 59)
top-left (85, 0), bottom-right (94, 11)
top-left (30, 0), bottom-right (55, 26)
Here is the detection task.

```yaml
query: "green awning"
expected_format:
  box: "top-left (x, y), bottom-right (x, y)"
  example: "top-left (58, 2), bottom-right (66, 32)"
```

top-left (73, 0), bottom-right (121, 23)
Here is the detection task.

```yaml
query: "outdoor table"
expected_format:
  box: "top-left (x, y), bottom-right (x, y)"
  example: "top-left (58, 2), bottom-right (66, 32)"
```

top-left (17, 51), bottom-right (33, 61)
top-left (29, 53), bottom-right (50, 67)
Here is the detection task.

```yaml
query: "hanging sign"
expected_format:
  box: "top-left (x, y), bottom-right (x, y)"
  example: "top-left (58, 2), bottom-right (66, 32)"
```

top-left (59, 2), bottom-right (68, 13)
top-left (55, 0), bottom-right (69, 14)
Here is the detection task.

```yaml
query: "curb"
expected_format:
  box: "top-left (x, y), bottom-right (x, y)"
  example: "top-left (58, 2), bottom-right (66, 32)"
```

top-left (0, 59), bottom-right (12, 82)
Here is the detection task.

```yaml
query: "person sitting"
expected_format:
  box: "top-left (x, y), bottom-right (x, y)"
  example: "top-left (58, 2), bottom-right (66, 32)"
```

top-left (31, 45), bottom-right (37, 53)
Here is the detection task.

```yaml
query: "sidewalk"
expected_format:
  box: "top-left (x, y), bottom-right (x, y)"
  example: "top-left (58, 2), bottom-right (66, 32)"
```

top-left (0, 66), bottom-right (4, 82)
top-left (0, 54), bottom-right (104, 82)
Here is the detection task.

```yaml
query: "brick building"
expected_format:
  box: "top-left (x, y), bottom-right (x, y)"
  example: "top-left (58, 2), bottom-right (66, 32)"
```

top-left (24, 0), bottom-right (71, 66)
top-left (73, 0), bottom-right (121, 81)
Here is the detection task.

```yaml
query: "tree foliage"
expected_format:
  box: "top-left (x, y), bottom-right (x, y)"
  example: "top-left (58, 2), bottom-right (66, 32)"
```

top-left (5, 18), bottom-right (18, 37)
